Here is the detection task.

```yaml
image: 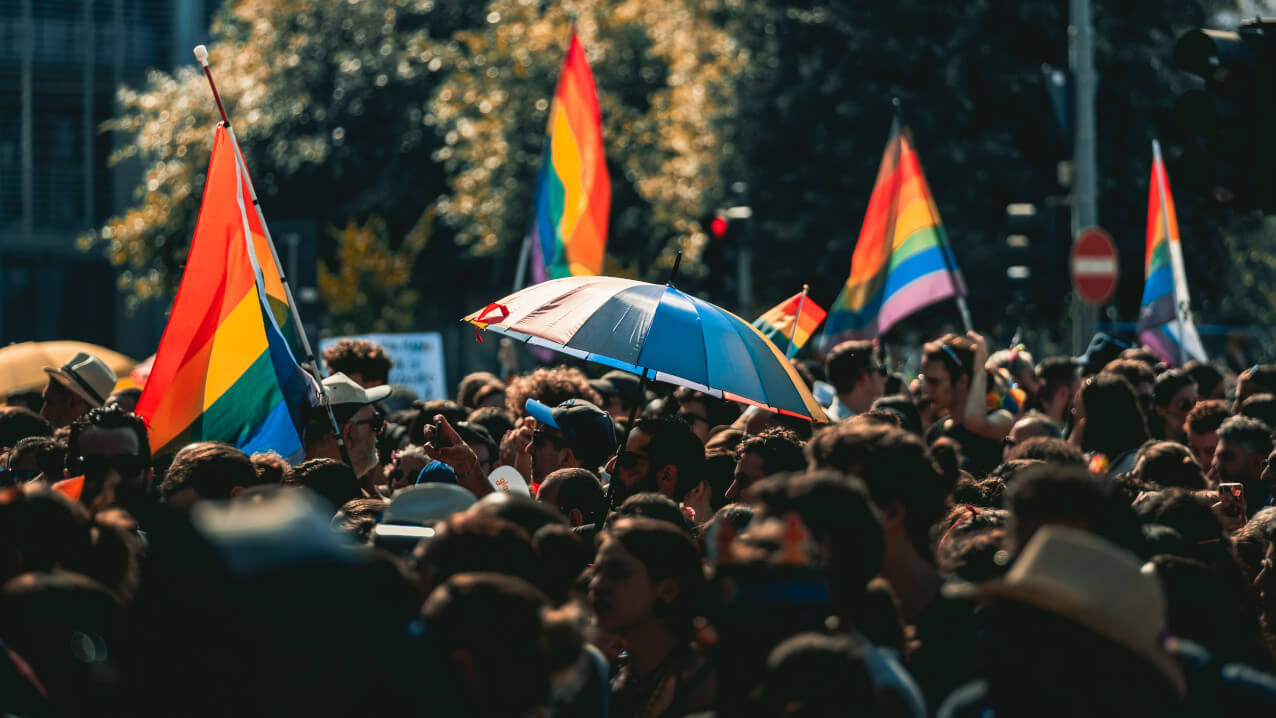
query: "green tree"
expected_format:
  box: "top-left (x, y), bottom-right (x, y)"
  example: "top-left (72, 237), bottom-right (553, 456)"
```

top-left (82, 0), bottom-right (485, 308)
top-left (717, 0), bottom-right (1239, 337)
top-left (426, 0), bottom-right (745, 280)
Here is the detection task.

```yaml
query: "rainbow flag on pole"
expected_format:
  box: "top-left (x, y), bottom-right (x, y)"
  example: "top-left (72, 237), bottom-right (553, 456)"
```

top-left (754, 289), bottom-right (827, 357)
top-left (529, 31), bottom-right (610, 281)
top-left (136, 125), bottom-right (316, 460)
top-left (824, 118), bottom-right (966, 343)
top-left (1139, 140), bottom-right (1206, 367)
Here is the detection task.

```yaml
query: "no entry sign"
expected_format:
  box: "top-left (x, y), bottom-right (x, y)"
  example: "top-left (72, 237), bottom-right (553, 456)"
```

top-left (1071, 227), bottom-right (1118, 305)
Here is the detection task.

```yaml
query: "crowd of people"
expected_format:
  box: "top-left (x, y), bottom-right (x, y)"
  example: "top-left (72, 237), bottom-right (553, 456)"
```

top-left (4, 330), bottom-right (1276, 716)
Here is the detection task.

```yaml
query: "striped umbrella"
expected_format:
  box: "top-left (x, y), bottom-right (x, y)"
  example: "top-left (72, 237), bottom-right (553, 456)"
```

top-left (465, 276), bottom-right (828, 422)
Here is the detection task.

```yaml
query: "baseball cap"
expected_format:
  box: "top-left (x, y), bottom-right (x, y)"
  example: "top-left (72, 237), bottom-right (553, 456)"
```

top-left (1075, 333), bottom-right (1135, 373)
top-left (590, 370), bottom-right (644, 407)
top-left (524, 398), bottom-right (618, 468)
top-left (321, 372), bottom-right (392, 407)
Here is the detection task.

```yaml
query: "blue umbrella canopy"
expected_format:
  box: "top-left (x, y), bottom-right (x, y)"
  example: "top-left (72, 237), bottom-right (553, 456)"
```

top-left (465, 276), bottom-right (828, 422)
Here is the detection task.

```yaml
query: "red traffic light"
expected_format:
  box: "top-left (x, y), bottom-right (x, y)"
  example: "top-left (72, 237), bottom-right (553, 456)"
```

top-left (710, 215), bottom-right (729, 239)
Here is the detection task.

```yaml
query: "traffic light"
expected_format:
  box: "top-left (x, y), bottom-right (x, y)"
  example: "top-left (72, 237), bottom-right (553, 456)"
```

top-left (699, 210), bottom-right (737, 302)
top-left (1002, 202), bottom-right (1064, 318)
top-left (1172, 19), bottom-right (1276, 212)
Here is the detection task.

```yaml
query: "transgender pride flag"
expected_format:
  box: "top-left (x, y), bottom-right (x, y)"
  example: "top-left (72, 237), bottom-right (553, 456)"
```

top-left (528, 31), bottom-right (610, 281)
top-left (824, 117), bottom-right (966, 343)
top-left (1139, 140), bottom-right (1206, 367)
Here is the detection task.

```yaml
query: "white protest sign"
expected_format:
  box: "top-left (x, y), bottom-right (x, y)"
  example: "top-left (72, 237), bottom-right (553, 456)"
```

top-left (319, 332), bottom-right (447, 400)
top-left (487, 465), bottom-right (531, 496)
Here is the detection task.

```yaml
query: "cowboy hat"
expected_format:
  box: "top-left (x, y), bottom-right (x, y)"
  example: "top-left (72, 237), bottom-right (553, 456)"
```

top-left (43, 352), bottom-right (118, 408)
top-left (945, 525), bottom-right (1186, 697)
top-left (320, 372), bottom-right (392, 407)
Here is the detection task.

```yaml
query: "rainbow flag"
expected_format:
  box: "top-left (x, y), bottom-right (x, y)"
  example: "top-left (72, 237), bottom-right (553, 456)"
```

top-left (1139, 140), bottom-right (1206, 367)
top-left (529, 32), bottom-right (610, 281)
top-left (824, 118), bottom-right (965, 343)
top-left (753, 290), bottom-right (827, 357)
top-left (136, 125), bottom-right (316, 460)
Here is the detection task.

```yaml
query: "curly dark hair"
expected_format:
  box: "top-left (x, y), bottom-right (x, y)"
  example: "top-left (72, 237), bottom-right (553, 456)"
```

top-left (322, 339), bottom-right (393, 385)
top-left (505, 366), bottom-right (601, 416)
top-left (68, 405), bottom-right (150, 468)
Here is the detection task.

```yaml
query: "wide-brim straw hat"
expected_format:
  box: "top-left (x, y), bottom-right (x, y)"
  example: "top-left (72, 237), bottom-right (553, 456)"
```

top-left (43, 351), bottom-right (118, 408)
top-left (945, 525), bottom-right (1186, 697)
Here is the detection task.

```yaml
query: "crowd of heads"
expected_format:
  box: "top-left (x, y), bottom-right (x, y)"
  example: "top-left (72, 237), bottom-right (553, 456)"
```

top-left (8, 334), bottom-right (1276, 716)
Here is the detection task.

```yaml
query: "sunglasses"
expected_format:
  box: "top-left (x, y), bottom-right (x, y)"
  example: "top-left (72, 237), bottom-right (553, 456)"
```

top-left (66, 453), bottom-right (148, 478)
top-left (616, 449), bottom-right (649, 470)
top-left (875, 364), bottom-right (889, 377)
top-left (350, 411), bottom-right (385, 434)
top-left (1173, 397), bottom-right (1196, 413)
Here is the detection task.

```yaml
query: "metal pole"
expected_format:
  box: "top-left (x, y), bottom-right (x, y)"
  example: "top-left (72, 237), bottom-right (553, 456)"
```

top-left (513, 235), bottom-right (532, 292)
top-left (786, 284), bottom-right (809, 359)
top-left (1070, 0), bottom-right (1099, 354)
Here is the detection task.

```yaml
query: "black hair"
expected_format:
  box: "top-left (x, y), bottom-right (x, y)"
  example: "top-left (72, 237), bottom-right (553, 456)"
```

top-left (68, 405), bottom-right (150, 468)
top-left (736, 427), bottom-right (807, 478)
top-left (1080, 373), bottom-right (1149, 460)
top-left (162, 441), bottom-right (256, 501)
top-left (544, 467), bottom-right (606, 526)
top-left (602, 517), bottom-right (703, 641)
top-left (1005, 464), bottom-right (1146, 556)
top-left (634, 415), bottom-right (706, 501)
top-left (0, 406), bottom-right (52, 450)
top-left (871, 394), bottom-right (923, 435)
top-left (807, 423), bottom-right (944, 562)
top-left (824, 340), bottom-right (878, 394)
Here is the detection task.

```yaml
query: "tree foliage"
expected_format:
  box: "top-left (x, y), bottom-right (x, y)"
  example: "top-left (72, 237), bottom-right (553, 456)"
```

top-left (427, 0), bottom-right (744, 277)
top-left (93, 0), bottom-right (1268, 342)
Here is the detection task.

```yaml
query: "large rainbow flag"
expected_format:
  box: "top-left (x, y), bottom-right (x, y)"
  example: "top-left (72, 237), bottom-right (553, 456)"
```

top-left (824, 118), bottom-right (965, 343)
top-left (753, 289), bottom-right (827, 358)
top-left (529, 31), bottom-right (610, 281)
top-left (1139, 140), bottom-right (1206, 366)
top-left (136, 125), bottom-right (315, 460)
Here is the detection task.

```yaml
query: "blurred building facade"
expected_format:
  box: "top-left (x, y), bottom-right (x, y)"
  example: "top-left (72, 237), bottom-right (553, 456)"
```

top-left (0, 0), bottom-right (219, 358)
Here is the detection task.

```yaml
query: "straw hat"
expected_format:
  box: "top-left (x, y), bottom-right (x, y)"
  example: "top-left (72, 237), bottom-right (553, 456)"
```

top-left (43, 352), bottom-right (117, 408)
top-left (945, 525), bottom-right (1185, 697)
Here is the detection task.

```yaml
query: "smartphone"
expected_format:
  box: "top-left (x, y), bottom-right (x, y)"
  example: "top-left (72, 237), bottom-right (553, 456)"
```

top-left (1219, 482), bottom-right (1247, 523)
top-left (431, 417), bottom-right (453, 448)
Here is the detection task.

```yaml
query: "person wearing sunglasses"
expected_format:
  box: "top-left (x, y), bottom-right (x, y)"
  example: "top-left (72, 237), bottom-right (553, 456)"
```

top-left (523, 398), bottom-right (617, 485)
top-left (302, 373), bottom-right (391, 494)
top-left (1150, 369), bottom-right (1198, 444)
top-left (64, 404), bottom-right (152, 514)
top-left (823, 340), bottom-right (887, 422)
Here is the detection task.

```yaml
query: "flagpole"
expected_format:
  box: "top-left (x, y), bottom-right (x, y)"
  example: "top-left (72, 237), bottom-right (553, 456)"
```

top-left (513, 235), bottom-right (532, 291)
top-left (193, 45), bottom-right (352, 468)
top-left (1152, 139), bottom-right (1189, 366)
top-left (786, 284), bottom-right (809, 359)
top-left (895, 99), bottom-right (973, 334)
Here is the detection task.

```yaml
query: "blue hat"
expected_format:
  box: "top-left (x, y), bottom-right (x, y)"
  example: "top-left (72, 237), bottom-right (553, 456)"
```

top-left (524, 398), bottom-right (618, 469)
top-left (415, 459), bottom-right (458, 486)
top-left (1076, 332), bottom-right (1135, 372)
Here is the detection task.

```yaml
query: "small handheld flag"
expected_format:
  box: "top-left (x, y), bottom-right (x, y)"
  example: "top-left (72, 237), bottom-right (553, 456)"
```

top-left (1139, 140), bottom-right (1206, 367)
top-left (753, 286), bottom-right (827, 358)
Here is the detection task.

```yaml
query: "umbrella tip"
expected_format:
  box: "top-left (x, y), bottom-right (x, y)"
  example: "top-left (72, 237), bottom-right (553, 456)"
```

top-left (667, 250), bottom-right (683, 287)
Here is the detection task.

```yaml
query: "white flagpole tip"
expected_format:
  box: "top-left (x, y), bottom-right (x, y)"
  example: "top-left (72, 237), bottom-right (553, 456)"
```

top-left (193, 45), bottom-right (209, 64)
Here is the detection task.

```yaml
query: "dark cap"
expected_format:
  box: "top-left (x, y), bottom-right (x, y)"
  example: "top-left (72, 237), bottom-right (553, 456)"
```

top-left (1075, 333), bottom-right (1135, 373)
top-left (524, 398), bottom-right (617, 470)
top-left (589, 370), bottom-right (644, 408)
